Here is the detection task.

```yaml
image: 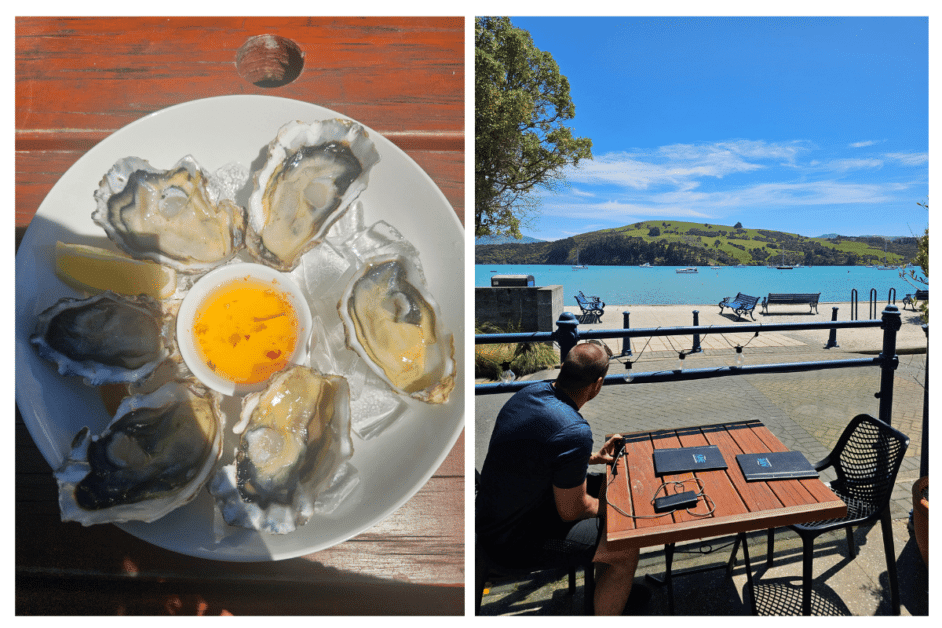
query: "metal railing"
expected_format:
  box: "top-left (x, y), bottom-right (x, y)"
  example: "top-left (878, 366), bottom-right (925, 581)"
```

top-left (476, 305), bottom-right (903, 426)
top-left (851, 288), bottom-right (898, 320)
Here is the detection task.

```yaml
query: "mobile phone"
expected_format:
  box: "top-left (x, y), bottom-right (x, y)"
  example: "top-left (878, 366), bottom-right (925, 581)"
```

top-left (653, 490), bottom-right (699, 512)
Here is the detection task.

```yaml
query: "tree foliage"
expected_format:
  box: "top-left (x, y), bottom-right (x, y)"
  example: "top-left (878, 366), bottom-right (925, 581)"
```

top-left (900, 199), bottom-right (928, 321)
top-left (475, 16), bottom-right (593, 238)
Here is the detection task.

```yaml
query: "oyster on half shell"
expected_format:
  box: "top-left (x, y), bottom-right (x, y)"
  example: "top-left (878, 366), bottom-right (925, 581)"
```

top-left (54, 381), bottom-right (225, 526)
top-left (338, 254), bottom-right (455, 404)
top-left (30, 291), bottom-right (173, 387)
top-left (93, 155), bottom-right (245, 274)
top-left (246, 119), bottom-right (380, 271)
top-left (209, 366), bottom-right (354, 534)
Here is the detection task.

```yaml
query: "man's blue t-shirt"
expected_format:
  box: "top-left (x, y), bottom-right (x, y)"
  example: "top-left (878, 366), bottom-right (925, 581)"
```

top-left (477, 382), bottom-right (594, 550)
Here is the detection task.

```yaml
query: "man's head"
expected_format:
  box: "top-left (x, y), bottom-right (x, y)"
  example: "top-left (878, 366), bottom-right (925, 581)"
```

top-left (555, 342), bottom-right (609, 406)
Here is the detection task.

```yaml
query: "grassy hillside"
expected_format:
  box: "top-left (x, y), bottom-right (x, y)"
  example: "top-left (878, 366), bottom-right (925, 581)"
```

top-left (475, 220), bottom-right (919, 267)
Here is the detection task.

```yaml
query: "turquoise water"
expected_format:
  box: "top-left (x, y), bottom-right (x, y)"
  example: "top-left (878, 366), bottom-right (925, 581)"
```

top-left (475, 264), bottom-right (917, 306)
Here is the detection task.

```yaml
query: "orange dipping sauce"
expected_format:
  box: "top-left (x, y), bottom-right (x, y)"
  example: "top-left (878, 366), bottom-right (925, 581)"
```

top-left (192, 276), bottom-right (299, 386)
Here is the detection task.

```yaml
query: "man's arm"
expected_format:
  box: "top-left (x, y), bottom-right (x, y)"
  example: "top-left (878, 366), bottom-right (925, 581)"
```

top-left (588, 433), bottom-right (623, 466)
top-left (553, 480), bottom-right (599, 521)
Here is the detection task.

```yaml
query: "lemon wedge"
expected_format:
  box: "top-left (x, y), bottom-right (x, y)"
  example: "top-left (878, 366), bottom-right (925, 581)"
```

top-left (55, 241), bottom-right (177, 299)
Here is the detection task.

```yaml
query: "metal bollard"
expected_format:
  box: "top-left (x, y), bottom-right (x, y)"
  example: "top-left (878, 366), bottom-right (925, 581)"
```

top-left (691, 310), bottom-right (702, 353)
top-left (555, 312), bottom-right (580, 362)
top-left (621, 310), bottom-right (632, 357)
top-left (876, 305), bottom-right (901, 425)
top-left (825, 307), bottom-right (840, 349)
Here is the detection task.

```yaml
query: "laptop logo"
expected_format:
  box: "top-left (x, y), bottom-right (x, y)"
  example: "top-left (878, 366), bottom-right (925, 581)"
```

top-left (757, 457), bottom-right (772, 468)
top-left (693, 454), bottom-right (707, 464)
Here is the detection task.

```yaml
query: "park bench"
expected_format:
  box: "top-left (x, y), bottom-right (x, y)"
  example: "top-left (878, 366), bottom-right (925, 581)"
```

top-left (902, 289), bottom-right (928, 311)
top-left (718, 292), bottom-right (760, 320)
top-left (574, 292), bottom-right (605, 323)
top-left (577, 290), bottom-right (604, 308)
top-left (761, 292), bottom-right (821, 314)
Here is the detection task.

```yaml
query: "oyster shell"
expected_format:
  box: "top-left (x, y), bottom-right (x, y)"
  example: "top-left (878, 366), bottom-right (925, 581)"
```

top-left (54, 381), bottom-right (225, 525)
top-left (93, 155), bottom-right (246, 273)
top-left (209, 366), bottom-right (353, 534)
top-left (30, 291), bottom-right (173, 386)
top-left (246, 119), bottom-right (380, 271)
top-left (338, 254), bottom-right (455, 404)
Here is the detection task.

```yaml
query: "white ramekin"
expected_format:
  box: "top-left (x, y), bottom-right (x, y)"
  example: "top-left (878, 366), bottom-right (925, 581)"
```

top-left (176, 263), bottom-right (313, 396)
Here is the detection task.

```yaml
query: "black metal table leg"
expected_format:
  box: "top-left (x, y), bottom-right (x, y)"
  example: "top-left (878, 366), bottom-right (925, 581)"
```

top-left (664, 542), bottom-right (675, 614)
top-left (739, 532), bottom-right (757, 615)
top-left (726, 532), bottom-right (742, 575)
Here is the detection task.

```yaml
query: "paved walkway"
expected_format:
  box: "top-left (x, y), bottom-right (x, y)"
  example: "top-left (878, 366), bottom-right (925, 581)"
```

top-left (475, 302), bottom-right (929, 616)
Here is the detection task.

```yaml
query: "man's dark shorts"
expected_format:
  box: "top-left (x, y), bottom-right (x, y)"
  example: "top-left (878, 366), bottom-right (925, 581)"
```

top-left (484, 473), bottom-right (604, 569)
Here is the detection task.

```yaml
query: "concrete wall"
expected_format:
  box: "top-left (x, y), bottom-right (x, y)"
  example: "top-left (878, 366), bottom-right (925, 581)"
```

top-left (474, 285), bottom-right (564, 332)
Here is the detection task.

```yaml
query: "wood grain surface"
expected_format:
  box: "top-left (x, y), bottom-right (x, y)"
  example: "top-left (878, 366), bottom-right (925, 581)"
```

top-left (15, 16), bottom-right (465, 615)
top-left (605, 421), bottom-right (846, 549)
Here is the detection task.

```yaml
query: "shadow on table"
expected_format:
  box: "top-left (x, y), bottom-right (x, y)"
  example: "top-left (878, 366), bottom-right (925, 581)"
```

top-left (17, 402), bottom-right (463, 616)
top-left (16, 568), bottom-right (463, 615)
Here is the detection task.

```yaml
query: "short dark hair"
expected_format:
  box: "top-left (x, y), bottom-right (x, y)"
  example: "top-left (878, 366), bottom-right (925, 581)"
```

top-left (556, 342), bottom-right (609, 393)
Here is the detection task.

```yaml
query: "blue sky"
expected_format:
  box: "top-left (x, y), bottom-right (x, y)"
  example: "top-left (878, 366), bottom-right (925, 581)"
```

top-left (507, 16), bottom-right (929, 241)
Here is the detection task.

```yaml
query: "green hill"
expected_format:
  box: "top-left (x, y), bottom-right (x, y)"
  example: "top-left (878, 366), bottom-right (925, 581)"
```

top-left (475, 220), bottom-right (919, 267)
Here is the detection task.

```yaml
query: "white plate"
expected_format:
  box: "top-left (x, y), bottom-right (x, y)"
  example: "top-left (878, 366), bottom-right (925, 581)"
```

top-left (14, 95), bottom-right (465, 561)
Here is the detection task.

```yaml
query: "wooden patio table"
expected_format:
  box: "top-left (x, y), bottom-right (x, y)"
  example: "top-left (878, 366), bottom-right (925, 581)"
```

top-left (15, 16), bottom-right (463, 615)
top-left (605, 420), bottom-right (847, 614)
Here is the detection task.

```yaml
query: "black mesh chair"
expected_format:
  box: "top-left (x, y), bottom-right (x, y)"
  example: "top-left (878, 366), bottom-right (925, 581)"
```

top-left (475, 538), bottom-right (596, 615)
top-left (475, 470), bottom-right (596, 615)
top-left (757, 414), bottom-right (910, 615)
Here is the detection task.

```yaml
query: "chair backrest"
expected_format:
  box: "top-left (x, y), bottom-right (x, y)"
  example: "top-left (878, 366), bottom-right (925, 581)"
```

top-left (830, 414), bottom-right (910, 509)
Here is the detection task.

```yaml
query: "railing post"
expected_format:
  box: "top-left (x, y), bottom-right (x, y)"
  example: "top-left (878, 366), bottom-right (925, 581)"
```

top-left (877, 305), bottom-right (901, 425)
top-left (555, 312), bottom-right (580, 363)
top-left (850, 289), bottom-right (858, 320)
top-left (921, 324), bottom-right (928, 478)
top-left (825, 307), bottom-right (840, 349)
top-left (691, 310), bottom-right (702, 353)
top-left (621, 310), bottom-right (632, 357)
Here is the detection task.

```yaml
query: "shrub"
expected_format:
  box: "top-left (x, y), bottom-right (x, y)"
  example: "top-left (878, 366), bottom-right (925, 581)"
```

top-left (474, 321), bottom-right (559, 380)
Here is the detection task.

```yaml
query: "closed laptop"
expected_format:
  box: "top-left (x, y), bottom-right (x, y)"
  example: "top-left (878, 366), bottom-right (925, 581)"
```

top-left (736, 451), bottom-right (818, 481)
top-left (653, 445), bottom-right (728, 476)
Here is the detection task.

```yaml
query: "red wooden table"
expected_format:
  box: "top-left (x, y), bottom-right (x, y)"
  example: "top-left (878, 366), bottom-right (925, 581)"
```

top-left (605, 420), bottom-right (846, 613)
top-left (15, 17), bottom-right (464, 615)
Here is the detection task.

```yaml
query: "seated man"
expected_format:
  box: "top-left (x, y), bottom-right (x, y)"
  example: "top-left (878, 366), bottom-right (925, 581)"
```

top-left (477, 342), bottom-right (642, 615)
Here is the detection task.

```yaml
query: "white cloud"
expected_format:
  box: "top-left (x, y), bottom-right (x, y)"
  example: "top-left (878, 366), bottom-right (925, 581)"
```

top-left (540, 198), bottom-right (709, 221)
top-left (885, 152), bottom-right (928, 166)
top-left (714, 180), bottom-right (894, 207)
top-left (565, 139), bottom-right (815, 191)
top-left (828, 158), bottom-right (884, 172)
top-left (539, 138), bottom-right (925, 235)
top-left (850, 140), bottom-right (879, 148)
